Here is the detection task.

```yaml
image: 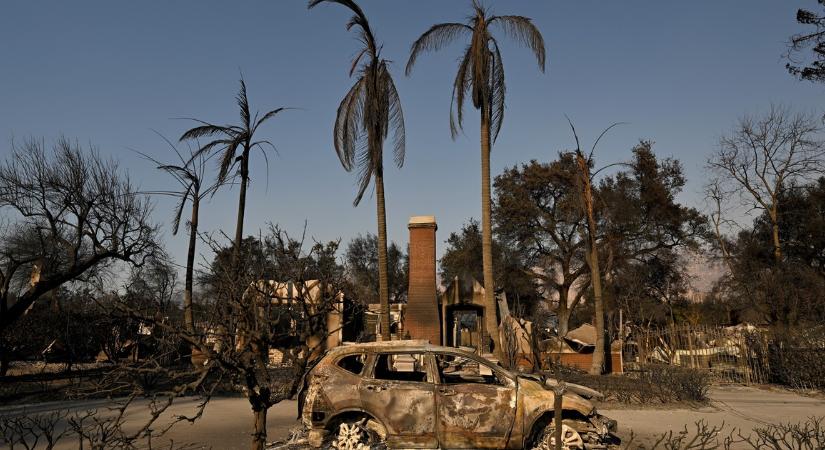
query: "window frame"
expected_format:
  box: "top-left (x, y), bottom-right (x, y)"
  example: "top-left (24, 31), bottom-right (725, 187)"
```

top-left (366, 351), bottom-right (435, 384)
top-left (432, 351), bottom-right (515, 387)
top-left (333, 352), bottom-right (370, 377)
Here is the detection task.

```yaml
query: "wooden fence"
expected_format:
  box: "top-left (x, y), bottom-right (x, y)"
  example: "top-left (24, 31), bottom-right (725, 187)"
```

top-left (622, 324), bottom-right (771, 384)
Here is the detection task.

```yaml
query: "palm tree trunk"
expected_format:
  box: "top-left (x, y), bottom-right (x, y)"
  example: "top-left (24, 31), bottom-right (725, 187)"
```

top-left (375, 170), bottom-right (391, 341)
top-left (480, 110), bottom-right (501, 357)
top-left (234, 150), bottom-right (250, 264)
top-left (184, 196), bottom-right (199, 336)
top-left (576, 152), bottom-right (606, 375)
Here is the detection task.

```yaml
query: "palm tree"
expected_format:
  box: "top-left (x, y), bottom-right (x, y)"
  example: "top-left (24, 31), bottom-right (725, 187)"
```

top-left (308, 0), bottom-right (405, 342)
top-left (180, 77), bottom-right (288, 263)
top-left (138, 135), bottom-right (220, 338)
top-left (406, 0), bottom-right (545, 356)
top-left (567, 119), bottom-right (625, 375)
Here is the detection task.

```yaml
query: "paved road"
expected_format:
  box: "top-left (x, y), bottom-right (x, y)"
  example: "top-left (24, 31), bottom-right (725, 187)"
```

top-left (1, 385), bottom-right (823, 449)
top-left (0, 396), bottom-right (301, 450)
top-left (602, 385), bottom-right (825, 446)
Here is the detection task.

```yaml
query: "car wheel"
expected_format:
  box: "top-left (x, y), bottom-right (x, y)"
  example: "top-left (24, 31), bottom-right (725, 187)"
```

top-left (533, 423), bottom-right (584, 450)
top-left (328, 418), bottom-right (383, 450)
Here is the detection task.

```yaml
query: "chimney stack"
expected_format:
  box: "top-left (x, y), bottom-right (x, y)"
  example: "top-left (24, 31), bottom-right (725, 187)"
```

top-left (405, 216), bottom-right (441, 345)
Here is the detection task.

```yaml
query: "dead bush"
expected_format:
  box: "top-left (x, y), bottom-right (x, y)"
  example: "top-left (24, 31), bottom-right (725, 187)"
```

top-left (639, 365), bottom-right (711, 403)
top-left (622, 417), bottom-right (825, 449)
top-left (557, 364), bottom-right (710, 404)
top-left (0, 404), bottom-right (203, 450)
top-left (736, 416), bottom-right (825, 449)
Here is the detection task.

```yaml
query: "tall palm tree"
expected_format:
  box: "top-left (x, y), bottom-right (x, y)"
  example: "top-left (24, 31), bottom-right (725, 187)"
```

top-left (308, 0), bottom-right (405, 342)
top-left (138, 135), bottom-right (220, 338)
top-left (180, 78), bottom-right (288, 263)
top-left (406, 0), bottom-right (545, 356)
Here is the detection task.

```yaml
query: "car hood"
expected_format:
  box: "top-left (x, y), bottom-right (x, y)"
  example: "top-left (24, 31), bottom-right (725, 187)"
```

top-left (517, 376), bottom-right (595, 416)
top-left (517, 373), bottom-right (604, 400)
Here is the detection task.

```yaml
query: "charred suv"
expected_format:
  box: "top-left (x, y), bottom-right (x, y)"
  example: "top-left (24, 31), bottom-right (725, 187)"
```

top-left (299, 341), bottom-right (617, 449)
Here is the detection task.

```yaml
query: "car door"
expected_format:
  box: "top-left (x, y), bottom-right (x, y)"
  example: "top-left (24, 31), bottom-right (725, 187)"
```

top-left (359, 352), bottom-right (438, 448)
top-left (434, 352), bottom-right (518, 449)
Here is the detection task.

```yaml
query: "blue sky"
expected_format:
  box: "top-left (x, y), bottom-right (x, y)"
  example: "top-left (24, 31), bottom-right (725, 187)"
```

top-left (2, 1), bottom-right (824, 272)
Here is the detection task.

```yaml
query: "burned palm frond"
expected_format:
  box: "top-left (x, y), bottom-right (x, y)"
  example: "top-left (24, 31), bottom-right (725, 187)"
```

top-left (309, 0), bottom-right (406, 343)
top-left (179, 77), bottom-right (291, 262)
top-left (406, 3), bottom-right (544, 144)
top-left (309, 0), bottom-right (406, 207)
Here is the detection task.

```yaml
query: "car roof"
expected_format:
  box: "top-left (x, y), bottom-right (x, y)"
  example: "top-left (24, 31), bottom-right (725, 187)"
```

top-left (324, 340), bottom-right (490, 359)
top-left (320, 340), bottom-right (518, 380)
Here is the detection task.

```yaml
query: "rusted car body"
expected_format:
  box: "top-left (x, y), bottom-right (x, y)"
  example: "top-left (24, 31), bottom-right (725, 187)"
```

top-left (300, 340), bottom-right (617, 449)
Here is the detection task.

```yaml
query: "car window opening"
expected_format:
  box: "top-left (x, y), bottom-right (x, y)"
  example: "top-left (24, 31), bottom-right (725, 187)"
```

top-left (436, 354), bottom-right (503, 386)
top-left (374, 353), bottom-right (428, 383)
top-left (337, 353), bottom-right (366, 375)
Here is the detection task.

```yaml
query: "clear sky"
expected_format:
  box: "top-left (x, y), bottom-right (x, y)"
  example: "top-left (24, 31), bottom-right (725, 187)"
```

top-left (2, 1), bottom-right (824, 273)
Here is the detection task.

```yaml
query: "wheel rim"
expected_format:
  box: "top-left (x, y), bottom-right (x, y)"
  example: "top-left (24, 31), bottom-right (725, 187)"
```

top-left (535, 424), bottom-right (584, 450)
top-left (331, 420), bottom-right (371, 450)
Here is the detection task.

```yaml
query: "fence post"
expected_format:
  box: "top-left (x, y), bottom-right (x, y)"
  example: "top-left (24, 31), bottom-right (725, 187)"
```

top-left (739, 333), bottom-right (751, 384)
top-left (686, 325), bottom-right (697, 369)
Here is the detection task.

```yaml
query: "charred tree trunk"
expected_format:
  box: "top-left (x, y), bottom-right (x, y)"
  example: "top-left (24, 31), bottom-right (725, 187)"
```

top-left (576, 152), bottom-right (606, 376)
top-left (234, 149), bottom-right (250, 264)
top-left (184, 196), bottom-right (199, 336)
top-left (251, 406), bottom-right (267, 450)
top-left (0, 342), bottom-right (8, 377)
top-left (480, 108), bottom-right (501, 357)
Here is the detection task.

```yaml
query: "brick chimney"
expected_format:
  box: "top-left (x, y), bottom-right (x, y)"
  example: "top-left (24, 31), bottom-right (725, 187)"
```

top-left (405, 216), bottom-right (441, 345)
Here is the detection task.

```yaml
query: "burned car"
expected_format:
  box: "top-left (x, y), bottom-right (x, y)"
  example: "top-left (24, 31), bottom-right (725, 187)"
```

top-left (300, 340), bottom-right (617, 449)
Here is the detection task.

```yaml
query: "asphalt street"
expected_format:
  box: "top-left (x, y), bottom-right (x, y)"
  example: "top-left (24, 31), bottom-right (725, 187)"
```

top-left (1, 386), bottom-right (823, 449)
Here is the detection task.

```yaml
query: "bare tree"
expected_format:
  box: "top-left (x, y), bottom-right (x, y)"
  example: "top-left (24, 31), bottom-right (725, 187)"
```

top-left (708, 106), bottom-right (825, 264)
top-left (117, 225), bottom-right (348, 450)
top-left (0, 138), bottom-right (157, 373)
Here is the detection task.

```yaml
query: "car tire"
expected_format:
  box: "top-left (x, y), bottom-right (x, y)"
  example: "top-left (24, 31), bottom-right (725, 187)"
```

top-left (532, 423), bottom-right (584, 450)
top-left (327, 417), bottom-right (384, 450)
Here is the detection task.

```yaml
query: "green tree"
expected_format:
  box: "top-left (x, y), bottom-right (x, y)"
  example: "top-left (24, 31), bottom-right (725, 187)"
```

top-left (494, 156), bottom-right (587, 336)
top-left (406, 0), bottom-right (545, 356)
top-left (713, 178), bottom-right (825, 326)
top-left (345, 234), bottom-right (408, 307)
top-left (309, 0), bottom-right (406, 341)
top-left (600, 142), bottom-right (707, 275)
top-left (180, 77), bottom-right (289, 264)
top-left (787, 2), bottom-right (825, 82)
top-left (439, 219), bottom-right (538, 314)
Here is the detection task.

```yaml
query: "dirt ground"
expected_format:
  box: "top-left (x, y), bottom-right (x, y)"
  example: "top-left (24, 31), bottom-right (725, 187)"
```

top-left (1, 385), bottom-right (823, 449)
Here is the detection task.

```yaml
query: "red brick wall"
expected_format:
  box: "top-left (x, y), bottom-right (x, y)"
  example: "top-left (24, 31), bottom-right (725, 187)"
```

top-left (406, 219), bottom-right (441, 345)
